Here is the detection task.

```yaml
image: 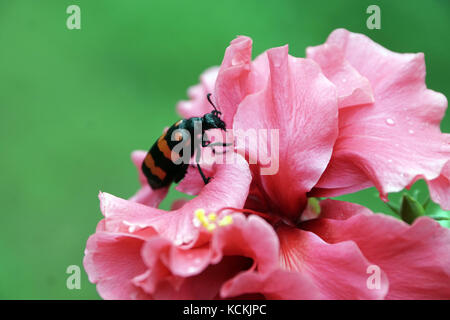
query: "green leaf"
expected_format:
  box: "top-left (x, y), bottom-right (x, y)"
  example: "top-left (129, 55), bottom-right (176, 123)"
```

top-left (425, 200), bottom-right (450, 226)
top-left (385, 201), bottom-right (400, 216)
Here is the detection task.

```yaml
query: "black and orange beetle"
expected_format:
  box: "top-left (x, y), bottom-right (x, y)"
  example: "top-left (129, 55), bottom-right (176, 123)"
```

top-left (142, 94), bottom-right (229, 189)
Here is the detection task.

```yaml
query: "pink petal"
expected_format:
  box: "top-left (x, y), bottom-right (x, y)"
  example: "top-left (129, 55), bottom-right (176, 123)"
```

top-left (99, 153), bottom-right (252, 245)
top-left (307, 43), bottom-right (374, 108)
top-left (429, 161), bottom-right (450, 210)
top-left (317, 198), bottom-right (373, 220)
top-left (135, 213), bottom-right (287, 299)
top-left (175, 165), bottom-right (213, 195)
top-left (309, 29), bottom-right (449, 199)
top-left (308, 182), bottom-right (373, 198)
top-left (210, 214), bottom-right (279, 272)
top-left (175, 148), bottom-right (216, 196)
top-left (305, 213), bottom-right (450, 299)
top-left (218, 215), bottom-right (320, 299)
top-left (170, 199), bottom-right (189, 210)
top-left (141, 255), bottom-right (252, 300)
top-left (215, 36), bottom-right (254, 126)
top-left (128, 150), bottom-right (169, 207)
top-left (83, 232), bottom-right (151, 299)
top-left (233, 45), bottom-right (338, 221)
top-left (175, 129), bottom-right (234, 196)
top-left (134, 237), bottom-right (225, 299)
top-left (221, 269), bottom-right (320, 300)
top-left (277, 226), bottom-right (388, 299)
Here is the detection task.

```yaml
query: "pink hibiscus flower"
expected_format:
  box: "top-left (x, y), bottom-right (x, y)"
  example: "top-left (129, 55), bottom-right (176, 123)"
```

top-left (85, 155), bottom-right (450, 299)
top-left (84, 29), bottom-right (450, 300)
top-left (84, 153), bottom-right (320, 299)
top-left (178, 29), bottom-right (449, 215)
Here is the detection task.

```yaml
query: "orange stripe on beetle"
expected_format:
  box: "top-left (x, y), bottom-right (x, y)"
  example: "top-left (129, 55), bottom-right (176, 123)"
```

top-left (144, 153), bottom-right (166, 180)
top-left (157, 135), bottom-right (172, 159)
top-left (157, 132), bottom-right (189, 163)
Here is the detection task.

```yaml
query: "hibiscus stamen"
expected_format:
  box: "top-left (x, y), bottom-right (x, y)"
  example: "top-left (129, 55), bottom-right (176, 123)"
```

top-left (194, 208), bottom-right (209, 227)
top-left (193, 208), bottom-right (233, 232)
top-left (218, 215), bottom-right (233, 226)
top-left (217, 207), bottom-right (281, 225)
top-left (206, 223), bottom-right (217, 232)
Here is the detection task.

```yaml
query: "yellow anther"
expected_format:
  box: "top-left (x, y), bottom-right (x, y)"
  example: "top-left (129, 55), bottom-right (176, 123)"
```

top-left (218, 215), bottom-right (233, 227)
top-left (195, 208), bottom-right (205, 217)
top-left (195, 209), bottom-right (207, 223)
top-left (194, 209), bottom-right (232, 232)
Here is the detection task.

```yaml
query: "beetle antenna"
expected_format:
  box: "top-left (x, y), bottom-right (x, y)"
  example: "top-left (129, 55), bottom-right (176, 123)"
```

top-left (207, 93), bottom-right (220, 113)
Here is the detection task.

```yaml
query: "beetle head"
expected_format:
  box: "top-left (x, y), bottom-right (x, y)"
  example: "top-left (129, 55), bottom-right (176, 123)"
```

top-left (202, 93), bottom-right (226, 131)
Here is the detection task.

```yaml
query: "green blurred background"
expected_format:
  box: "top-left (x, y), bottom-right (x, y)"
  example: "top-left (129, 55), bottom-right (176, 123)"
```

top-left (0, 0), bottom-right (448, 299)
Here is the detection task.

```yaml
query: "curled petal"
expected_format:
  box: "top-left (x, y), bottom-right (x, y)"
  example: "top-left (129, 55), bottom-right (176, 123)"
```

top-left (133, 237), bottom-right (217, 299)
top-left (278, 227), bottom-right (388, 299)
top-left (429, 161), bottom-right (450, 210)
top-left (99, 153), bottom-right (252, 245)
top-left (309, 29), bottom-right (449, 199)
top-left (221, 269), bottom-right (320, 300)
top-left (83, 232), bottom-right (151, 299)
top-left (307, 43), bottom-right (374, 108)
top-left (219, 216), bottom-right (320, 300)
top-left (215, 36), bottom-right (254, 126)
top-left (304, 213), bottom-right (450, 299)
top-left (135, 214), bottom-right (294, 299)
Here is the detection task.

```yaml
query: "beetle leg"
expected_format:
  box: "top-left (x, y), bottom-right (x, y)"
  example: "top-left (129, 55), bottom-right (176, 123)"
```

top-left (207, 142), bottom-right (232, 154)
top-left (201, 132), bottom-right (211, 148)
top-left (197, 163), bottom-right (212, 185)
top-left (207, 142), bottom-right (232, 148)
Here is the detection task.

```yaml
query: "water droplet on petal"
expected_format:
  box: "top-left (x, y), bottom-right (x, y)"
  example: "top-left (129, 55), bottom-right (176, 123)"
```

top-left (388, 159), bottom-right (393, 163)
top-left (188, 266), bottom-right (198, 273)
top-left (408, 129), bottom-right (415, 134)
top-left (385, 118), bottom-right (395, 126)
